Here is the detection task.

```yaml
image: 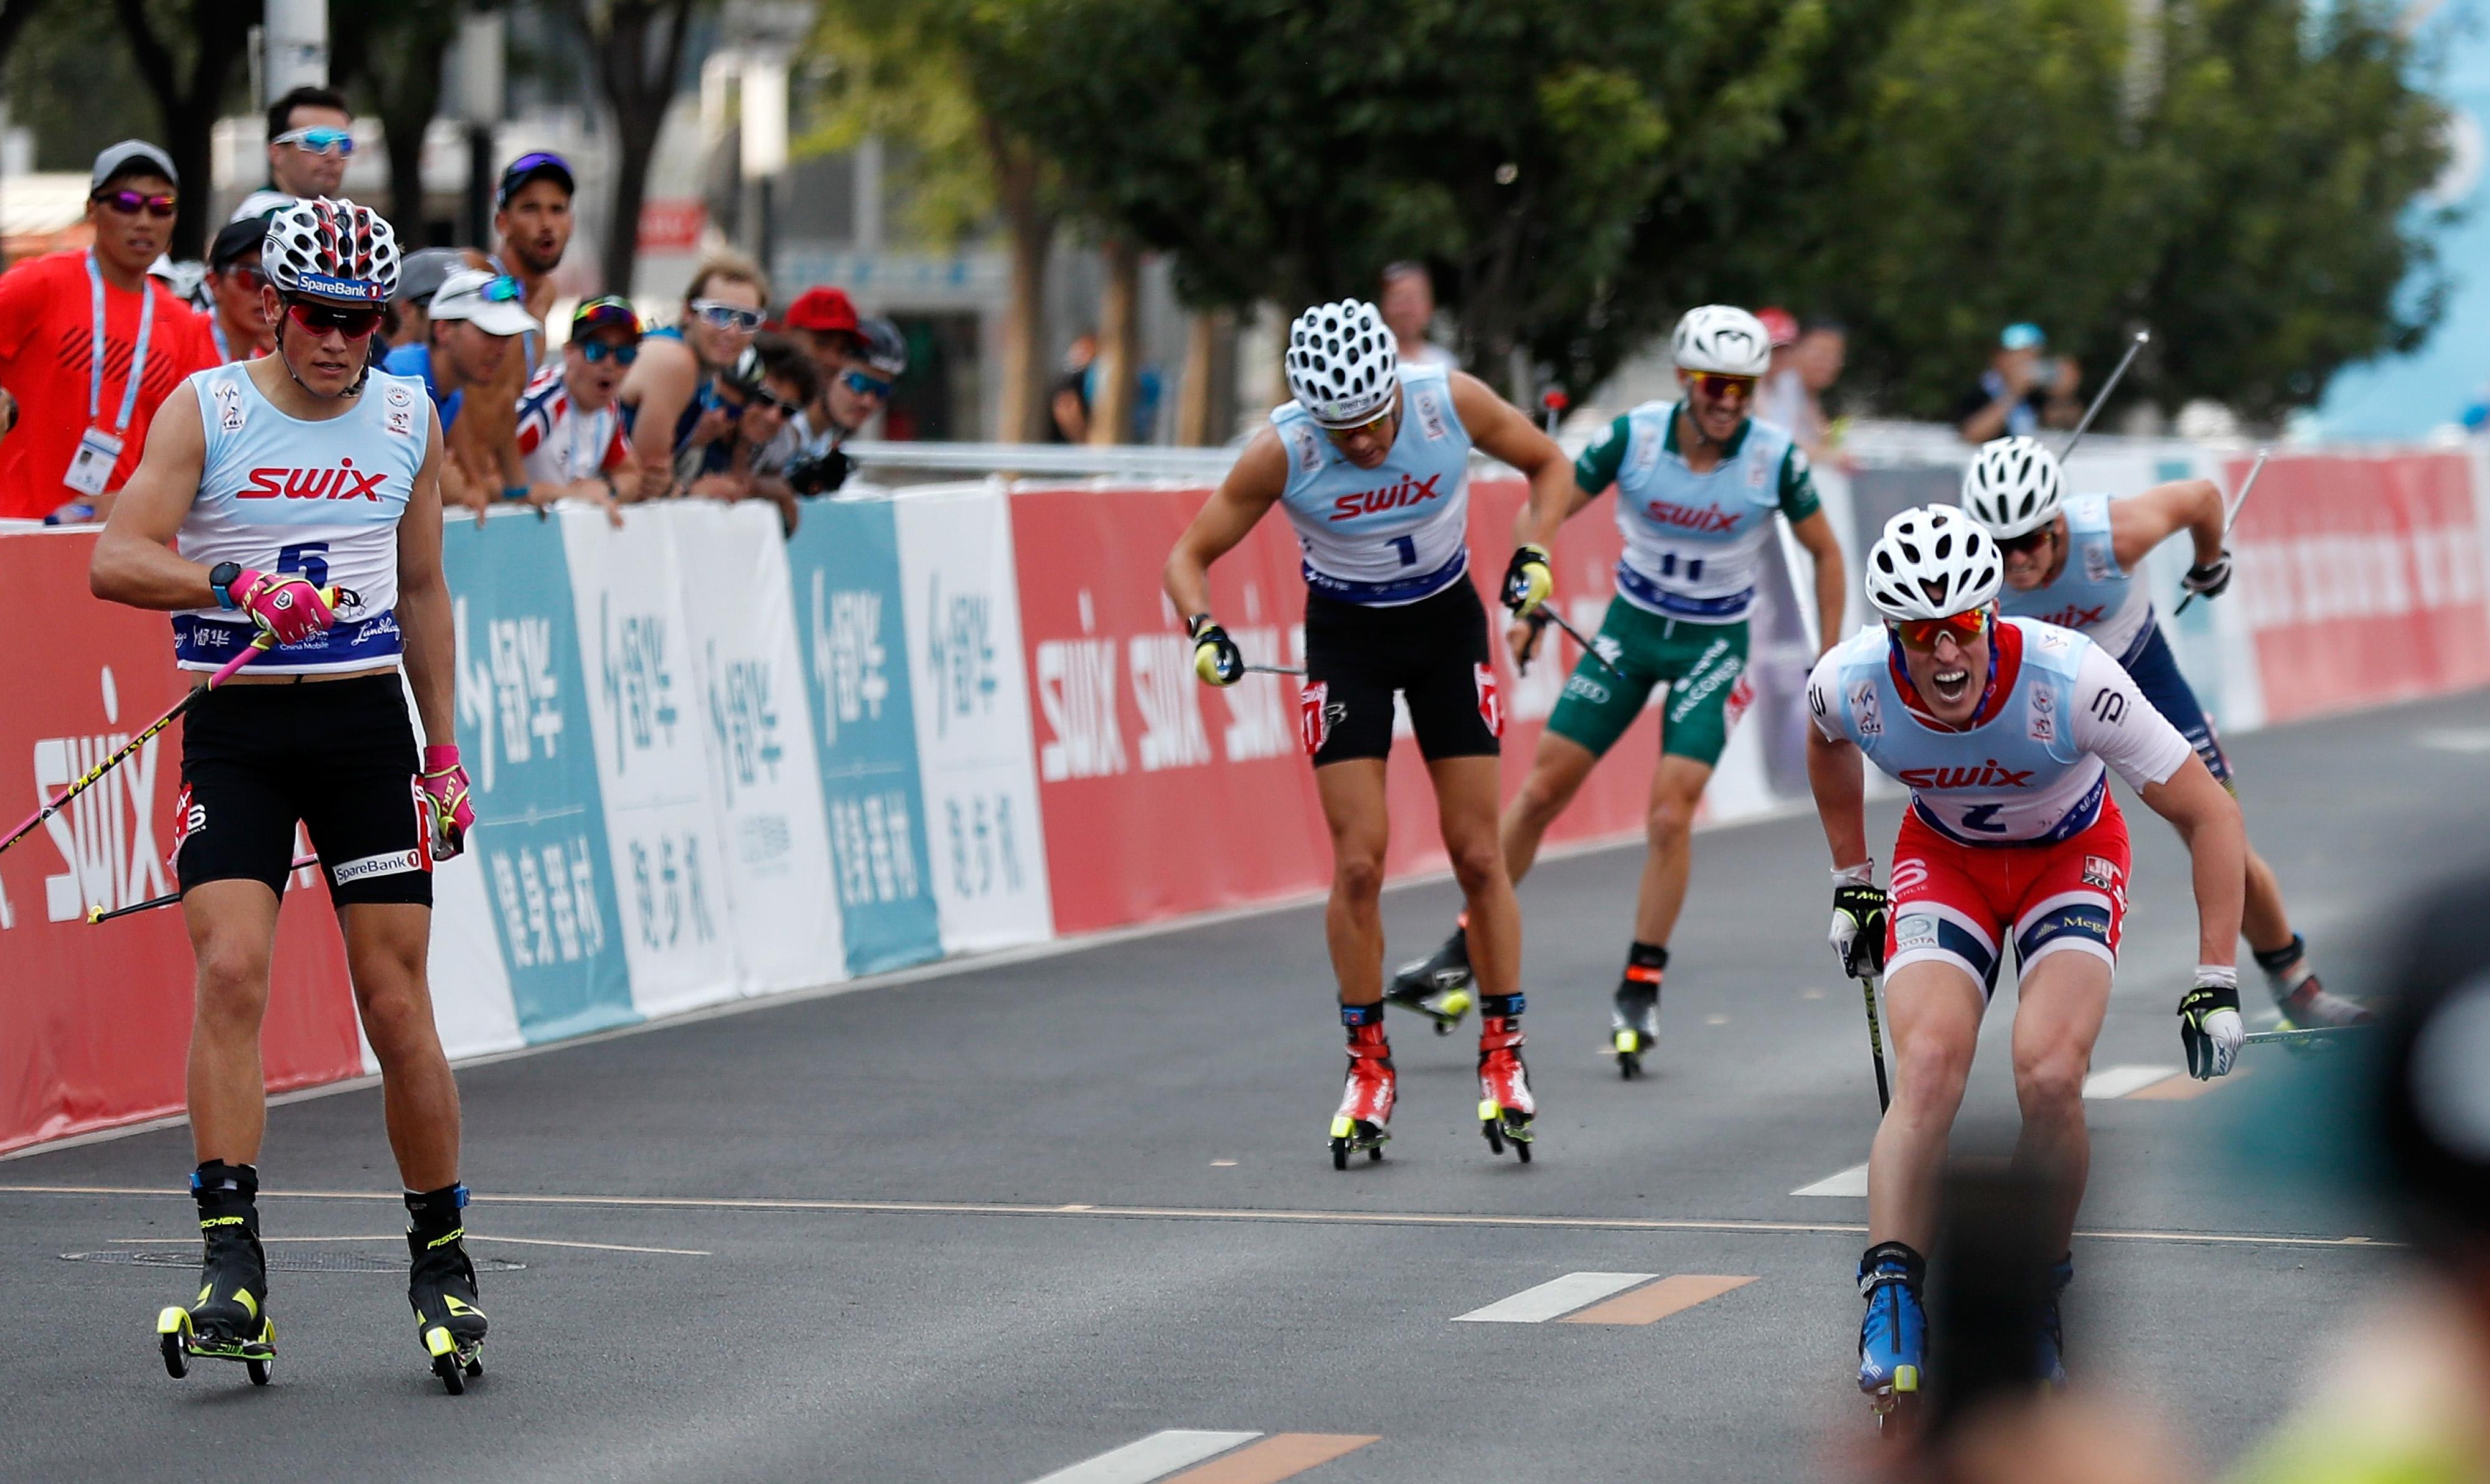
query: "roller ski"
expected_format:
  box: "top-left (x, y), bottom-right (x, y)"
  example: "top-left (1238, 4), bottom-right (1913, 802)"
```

top-left (1857, 1241), bottom-right (1926, 1433)
top-left (1475, 995), bottom-right (1536, 1162)
top-left (405, 1185), bottom-right (488, 1394)
top-left (1328, 1007), bottom-right (1396, 1169)
top-left (157, 1162), bottom-right (275, 1386)
top-left (1384, 926), bottom-right (1475, 1035)
top-left (1610, 944), bottom-right (1668, 1078)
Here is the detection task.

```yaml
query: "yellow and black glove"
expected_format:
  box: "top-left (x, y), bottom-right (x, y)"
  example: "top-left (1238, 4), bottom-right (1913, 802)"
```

top-left (1189, 614), bottom-right (1243, 687)
top-left (1501, 543), bottom-right (1552, 614)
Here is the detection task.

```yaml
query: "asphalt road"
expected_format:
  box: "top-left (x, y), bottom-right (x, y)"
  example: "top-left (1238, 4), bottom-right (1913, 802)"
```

top-left (6, 690), bottom-right (2485, 1483)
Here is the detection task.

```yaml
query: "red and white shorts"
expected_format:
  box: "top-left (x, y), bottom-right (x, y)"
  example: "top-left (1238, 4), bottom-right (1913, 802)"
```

top-left (1882, 797), bottom-right (2130, 998)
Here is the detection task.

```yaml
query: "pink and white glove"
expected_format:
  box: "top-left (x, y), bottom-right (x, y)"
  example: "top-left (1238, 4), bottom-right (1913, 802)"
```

top-left (417, 745), bottom-right (476, 860)
top-left (232, 568), bottom-right (337, 647)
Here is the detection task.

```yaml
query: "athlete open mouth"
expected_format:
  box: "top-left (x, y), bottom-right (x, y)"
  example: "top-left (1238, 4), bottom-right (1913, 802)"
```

top-left (1930, 666), bottom-right (1971, 703)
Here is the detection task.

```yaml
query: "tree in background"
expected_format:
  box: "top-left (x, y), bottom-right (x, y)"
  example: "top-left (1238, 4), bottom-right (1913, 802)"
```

top-left (557, 0), bottom-right (708, 300)
top-left (333, 2), bottom-right (482, 243)
top-left (801, 0), bottom-right (1063, 441)
top-left (109, 0), bottom-right (258, 260)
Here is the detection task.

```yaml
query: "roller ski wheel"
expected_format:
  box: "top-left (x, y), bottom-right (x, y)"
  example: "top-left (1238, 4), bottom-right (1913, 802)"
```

top-left (1856, 1240), bottom-right (1927, 1435)
top-left (407, 1228), bottom-right (489, 1396)
top-left (1476, 1008), bottom-right (1536, 1163)
top-left (1328, 1018), bottom-right (1396, 1170)
top-left (1869, 1385), bottom-right (1920, 1437)
top-left (161, 1174), bottom-right (276, 1388)
top-left (1611, 979), bottom-right (1661, 1080)
top-left (1385, 931), bottom-right (1474, 1035)
top-left (156, 1303), bottom-right (276, 1385)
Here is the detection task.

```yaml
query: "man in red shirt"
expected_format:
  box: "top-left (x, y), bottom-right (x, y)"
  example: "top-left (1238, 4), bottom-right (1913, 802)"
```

top-left (0, 140), bottom-right (217, 522)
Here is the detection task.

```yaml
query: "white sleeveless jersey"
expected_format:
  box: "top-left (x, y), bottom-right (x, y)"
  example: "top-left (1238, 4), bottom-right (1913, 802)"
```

top-left (1996, 493), bottom-right (2156, 662)
top-left (1596, 402), bottom-right (1815, 622)
top-left (1806, 617), bottom-right (2192, 845)
top-left (173, 362), bottom-right (430, 674)
top-left (1269, 362), bottom-right (1474, 606)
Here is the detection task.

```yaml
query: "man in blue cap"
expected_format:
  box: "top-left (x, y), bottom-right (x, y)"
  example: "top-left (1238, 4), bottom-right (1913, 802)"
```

top-left (1957, 322), bottom-right (2082, 443)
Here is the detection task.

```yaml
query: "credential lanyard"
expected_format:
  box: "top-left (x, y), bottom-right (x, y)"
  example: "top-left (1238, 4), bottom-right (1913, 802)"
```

top-left (86, 249), bottom-right (155, 434)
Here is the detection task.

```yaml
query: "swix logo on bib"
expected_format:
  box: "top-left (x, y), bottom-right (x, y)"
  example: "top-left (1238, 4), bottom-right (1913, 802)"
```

top-left (170, 362), bottom-right (427, 673)
top-left (1642, 499), bottom-right (1741, 533)
top-left (1897, 758), bottom-right (2037, 789)
top-left (238, 459), bottom-right (391, 500)
top-left (1608, 400), bottom-right (1799, 622)
top-left (1330, 472), bottom-right (1443, 521)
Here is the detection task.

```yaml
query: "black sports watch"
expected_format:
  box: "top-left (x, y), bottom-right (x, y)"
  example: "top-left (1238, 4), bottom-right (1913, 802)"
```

top-left (208, 560), bottom-right (243, 611)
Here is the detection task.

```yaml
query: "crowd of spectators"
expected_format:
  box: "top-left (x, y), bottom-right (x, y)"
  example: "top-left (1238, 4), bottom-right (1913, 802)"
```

top-left (0, 126), bottom-right (909, 536)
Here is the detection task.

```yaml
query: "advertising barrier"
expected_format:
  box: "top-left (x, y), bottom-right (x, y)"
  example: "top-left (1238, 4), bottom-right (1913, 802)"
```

top-left (8, 436), bottom-right (2489, 1154)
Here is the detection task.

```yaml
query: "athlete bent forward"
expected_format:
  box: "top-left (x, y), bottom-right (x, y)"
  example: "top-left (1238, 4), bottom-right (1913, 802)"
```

top-left (90, 199), bottom-right (487, 1392)
top-left (1805, 505), bottom-right (2246, 1414)
top-left (1165, 299), bottom-right (1574, 1165)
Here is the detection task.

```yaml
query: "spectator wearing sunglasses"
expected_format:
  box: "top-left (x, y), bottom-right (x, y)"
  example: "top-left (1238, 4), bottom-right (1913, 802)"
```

top-left (0, 139), bottom-right (217, 521)
top-left (385, 268), bottom-right (540, 518)
top-left (677, 334), bottom-right (816, 532)
top-left (786, 316), bottom-right (906, 497)
top-left (203, 217), bottom-right (275, 364)
top-left (230, 86), bottom-right (355, 223)
top-left (513, 298), bottom-right (642, 523)
top-left (620, 252), bottom-right (768, 496)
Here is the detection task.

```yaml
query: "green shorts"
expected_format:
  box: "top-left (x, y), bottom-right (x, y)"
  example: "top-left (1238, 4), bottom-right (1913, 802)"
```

top-left (1544, 598), bottom-right (1747, 767)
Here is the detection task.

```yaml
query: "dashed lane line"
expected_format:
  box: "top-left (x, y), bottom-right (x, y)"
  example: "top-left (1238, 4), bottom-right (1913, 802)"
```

top-left (1028, 1431), bottom-right (1263, 1484)
top-left (0, 1183), bottom-right (2394, 1252)
top-left (2084, 1064), bottom-right (2183, 1099)
top-left (1561, 1274), bottom-right (1756, 1325)
top-left (1452, 1272), bottom-right (1656, 1323)
top-left (1791, 1163), bottom-right (1869, 1198)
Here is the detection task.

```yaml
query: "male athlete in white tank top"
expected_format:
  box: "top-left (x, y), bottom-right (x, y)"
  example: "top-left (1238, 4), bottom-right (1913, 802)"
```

top-left (88, 198), bottom-right (492, 1393)
top-left (1163, 298), bottom-right (1577, 1169)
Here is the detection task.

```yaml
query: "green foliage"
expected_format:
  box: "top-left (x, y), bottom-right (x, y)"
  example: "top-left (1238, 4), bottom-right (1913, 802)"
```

top-left (1769, 0), bottom-right (2448, 422)
top-left (799, 2), bottom-right (1025, 245)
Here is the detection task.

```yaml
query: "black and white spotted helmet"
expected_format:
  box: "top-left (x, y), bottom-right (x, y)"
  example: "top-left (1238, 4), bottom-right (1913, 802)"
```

top-left (1285, 299), bottom-right (1399, 428)
top-left (1671, 305), bottom-right (1772, 377)
top-left (262, 197), bottom-right (399, 306)
top-left (1959, 436), bottom-right (2064, 540)
top-left (1865, 505), bottom-right (2003, 622)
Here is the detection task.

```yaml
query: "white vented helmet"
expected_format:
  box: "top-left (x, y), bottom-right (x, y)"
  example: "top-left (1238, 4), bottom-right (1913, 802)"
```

top-left (1959, 436), bottom-right (2065, 540)
top-left (1671, 304), bottom-right (1772, 377)
top-left (262, 197), bottom-right (400, 305)
top-left (1285, 299), bottom-right (1400, 428)
top-left (1864, 505), bottom-right (2004, 622)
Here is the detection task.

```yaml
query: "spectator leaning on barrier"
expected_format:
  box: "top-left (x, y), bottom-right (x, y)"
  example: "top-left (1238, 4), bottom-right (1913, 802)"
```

top-left (1958, 321), bottom-right (2084, 443)
top-left (230, 85), bottom-right (354, 222)
top-left (446, 152), bottom-right (578, 515)
top-left (384, 268), bottom-right (540, 516)
top-left (202, 217), bottom-right (273, 364)
top-left (514, 296), bottom-right (641, 522)
top-left (620, 251), bottom-right (768, 498)
top-left (0, 140), bottom-right (216, 523)
top-left (786, 315), bottom-right (904, 497)
top-left (677, 333), bottom-right (816, 532)
top-left (1379, 260), bottom-right (1459, 369)
top-left (385, 248), bottom-right (474, 353)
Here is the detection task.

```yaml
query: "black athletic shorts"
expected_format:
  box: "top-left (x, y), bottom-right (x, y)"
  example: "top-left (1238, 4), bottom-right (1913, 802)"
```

top-left (1300, 578), bottom-right (1502, 766)
top-left (175, 674), bottom-right (434, 908)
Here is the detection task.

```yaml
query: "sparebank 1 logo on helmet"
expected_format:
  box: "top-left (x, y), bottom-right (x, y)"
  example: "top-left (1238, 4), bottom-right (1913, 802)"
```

top-left (296, 272), bottom-right (386, 302)
top-left (239, 457), bottom-right (389, 500)
top-left (1330, 472), bottom-right (1442, 521)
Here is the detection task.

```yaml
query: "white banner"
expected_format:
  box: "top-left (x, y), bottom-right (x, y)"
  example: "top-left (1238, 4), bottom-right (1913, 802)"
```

top-left (670, 503), bottom-right (847, 992)
top-left (893, 485), bottom-right (1055, 952)
top-left (560, 507), bottom-right (744, 1017)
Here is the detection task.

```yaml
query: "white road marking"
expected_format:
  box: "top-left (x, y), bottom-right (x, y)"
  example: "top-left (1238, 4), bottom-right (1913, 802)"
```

top-left (2084, 1064), bottom-right (2182, 1099)
top-left (105, 1233), bottom-right (711, 1256)
top-left (1027, 1430), bottom-right (1261, 1483)
top-left (1792, 1162), bottom-right (1869, 1198)
top-left (2418, 727), bottom-right (2490, 753)
top-left (1452, 1270), bottom-right (1656, 1323)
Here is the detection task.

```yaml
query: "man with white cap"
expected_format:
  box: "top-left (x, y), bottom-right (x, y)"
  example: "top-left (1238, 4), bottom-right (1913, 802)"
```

top-left (380, 268), bottom-right (540, 514)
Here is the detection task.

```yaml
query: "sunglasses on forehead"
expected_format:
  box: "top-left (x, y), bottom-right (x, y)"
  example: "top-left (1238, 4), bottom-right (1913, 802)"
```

top-left (1887, 607), bottom-right (1993, 651)
top-left (272, 126), bottom-right (355, 157)
top-left (284, 298), bottom-right (383, 340)
top-left (93, 189), bottom-right (176, 219)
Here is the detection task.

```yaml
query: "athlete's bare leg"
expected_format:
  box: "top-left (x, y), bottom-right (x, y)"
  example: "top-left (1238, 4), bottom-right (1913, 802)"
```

top-left (183, 880), bottom-right (284, 1165)
top-left (1430, 754), bottom-right (1520, 996)
top-left (2240, 845), bottom-right (2296, 959)
top-left (2007, 951), bottom-right (2113, 1254)
top-left (1867, 960), bottom-right (1985, 1253)
top-left (1496, 731), bottom-right (1599, 885)
top-left (339, 902), bottom-right (461, 1191)
top-left (1633, 754), bottom-right (1716, 944)
top-left (1316, 759), bottom-right (1393, 1006)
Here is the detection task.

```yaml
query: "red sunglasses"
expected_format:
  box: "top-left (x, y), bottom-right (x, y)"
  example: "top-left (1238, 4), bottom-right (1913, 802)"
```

top-left (1889, 607), bottom-right (1993, 651)
top-left (1688, 371), bottom-right (1758, 401)
top-left (94, 189), bottom-right (177, 219)
top-left (284, 299), bottom-right (385, 341)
